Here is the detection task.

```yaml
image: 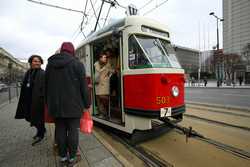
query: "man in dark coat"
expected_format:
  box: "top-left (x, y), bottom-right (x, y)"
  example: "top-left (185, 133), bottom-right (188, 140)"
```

top-left (45, 42), bottom-right (90, 166)
top-left (15, 55), bottom-right (46, 145)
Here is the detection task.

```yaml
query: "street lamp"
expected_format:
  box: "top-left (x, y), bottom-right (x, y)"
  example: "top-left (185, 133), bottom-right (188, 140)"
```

top-left (209, 12), bottom-right (224, 50)
top-left (209, 12), bottom-right (224, 85)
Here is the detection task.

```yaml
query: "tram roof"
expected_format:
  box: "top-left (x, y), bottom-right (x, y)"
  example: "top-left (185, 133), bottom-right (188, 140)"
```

top-left (77, 16), bottom-right (170, 49)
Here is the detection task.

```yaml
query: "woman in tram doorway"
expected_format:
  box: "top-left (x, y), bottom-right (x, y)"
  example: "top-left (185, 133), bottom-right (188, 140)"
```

top-left (94, 52), bottom-right (112, 119)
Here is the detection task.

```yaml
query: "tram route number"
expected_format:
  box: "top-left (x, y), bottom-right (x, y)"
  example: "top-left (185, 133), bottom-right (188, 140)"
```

top-left (156, 96), bottom-right (169, 105)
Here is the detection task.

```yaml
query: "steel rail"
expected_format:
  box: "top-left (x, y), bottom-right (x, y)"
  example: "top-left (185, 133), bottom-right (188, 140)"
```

top-left (162, 120), bottom-right (250, 160)
top-left (187, 105), bottom-right (250, 117)
top-left (106, 131), bottom-right (173, 167)
top-left (184, 114), bottom-right (250, 131)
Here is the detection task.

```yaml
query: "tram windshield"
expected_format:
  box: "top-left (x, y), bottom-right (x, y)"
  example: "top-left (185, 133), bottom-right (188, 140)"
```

top-left (128, 35), bottom-right (181, 69)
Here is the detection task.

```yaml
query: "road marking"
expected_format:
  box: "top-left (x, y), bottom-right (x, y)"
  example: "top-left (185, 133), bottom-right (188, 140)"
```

top-left (222, 93), bottom-right (250, 97)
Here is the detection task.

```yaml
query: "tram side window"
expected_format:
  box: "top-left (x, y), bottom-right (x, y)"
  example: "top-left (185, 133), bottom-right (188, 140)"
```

top-left (77, 46), bottom-right (87, 64)
top-left (128, 35), bottom-right (151, 69)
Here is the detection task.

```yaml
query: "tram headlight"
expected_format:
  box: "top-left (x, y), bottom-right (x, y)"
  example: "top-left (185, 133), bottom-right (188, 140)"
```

top-left (172, 86), bottom-right (179, 97)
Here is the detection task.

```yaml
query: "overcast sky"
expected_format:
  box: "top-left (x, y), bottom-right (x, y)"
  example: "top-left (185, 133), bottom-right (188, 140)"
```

top-left (0, 0), bottom-right (222, 63)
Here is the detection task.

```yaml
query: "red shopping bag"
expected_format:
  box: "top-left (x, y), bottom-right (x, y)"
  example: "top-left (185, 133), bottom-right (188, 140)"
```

top-left (80, 111), bottom-right (93, 134)
top-left (44, 104), bottom-right (54, 123)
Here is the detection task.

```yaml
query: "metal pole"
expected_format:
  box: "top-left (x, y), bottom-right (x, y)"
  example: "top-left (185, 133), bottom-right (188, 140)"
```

top-left (94, 0), bottom-right (105, 32)
top-left (216, 18), bottom-right (221, 84)
top-left (8, 86), bottom-right (11, 103)
top-left (16, 82), bottom-right (19, 97)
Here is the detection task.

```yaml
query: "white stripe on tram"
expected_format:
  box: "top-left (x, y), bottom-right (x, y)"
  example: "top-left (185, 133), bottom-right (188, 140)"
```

top-left (122, 68), bottom-right (184, 75)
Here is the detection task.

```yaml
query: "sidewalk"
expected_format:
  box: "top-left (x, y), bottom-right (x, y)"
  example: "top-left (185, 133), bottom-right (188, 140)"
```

top-left (185, 80), bottom-right (250, 89)
top-left (0, 99), bottom-right (123, 167)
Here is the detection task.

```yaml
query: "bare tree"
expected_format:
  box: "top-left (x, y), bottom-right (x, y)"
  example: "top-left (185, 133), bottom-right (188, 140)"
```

top-left (223, 53), bottom-right (241, 82)
top-left (242, 43), bottom-right (250, 64)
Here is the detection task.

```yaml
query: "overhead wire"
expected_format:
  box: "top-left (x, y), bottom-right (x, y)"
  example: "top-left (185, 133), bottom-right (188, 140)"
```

top-left (113, 0), bottom-right (126, 9)
top-left (143, 0), bottom-right (169, 16)
top-left (102, 2), bottom-right (113, 27)
top-left (80, 0), bottom-right (89, 38)
top-left (72, 0), bottom-right (99, 41)
top-left (139, 0), bottom-right (154, 10)
top-left (73, 0), bottom-right (122, 41)
top-left (72, 0), bottom-right (90, 41)
top-left (90, 0), bottom-right (101, 29)
top-left (27, 0), bottom-right (84, 14)
top-left (86, 4), bottom-right (102, 26)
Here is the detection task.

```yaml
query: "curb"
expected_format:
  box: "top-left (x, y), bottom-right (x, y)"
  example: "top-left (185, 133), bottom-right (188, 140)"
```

top-left (185, 101), bottom-right (250, 112)
top-left (93, 130), bottom-right (133, 167)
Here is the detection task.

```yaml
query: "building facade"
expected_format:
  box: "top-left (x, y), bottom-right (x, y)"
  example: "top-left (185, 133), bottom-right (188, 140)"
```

top-left (0, 47), bottom-right (28, 83)
top-left (200, 50), bottom-right (214, 74)
top-left (223, 0), bottom-right (250, 83)
top-left (173, 45), bottom-right (200, 78)
top-left (223, 0), bottom-right (250, 55)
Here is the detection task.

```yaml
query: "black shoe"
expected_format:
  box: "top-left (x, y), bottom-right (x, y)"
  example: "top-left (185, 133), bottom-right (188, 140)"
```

top-left (32, 137), bottom-right (43, 146)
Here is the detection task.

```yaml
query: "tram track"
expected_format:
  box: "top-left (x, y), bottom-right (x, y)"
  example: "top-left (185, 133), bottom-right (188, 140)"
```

top-left (106, 130), bottom-right (174, 167)
top-left (163, 120), bottom-right (250, 160)
top-left (97, 119), bottom-right (250, 167)
top-left (95, 103), bottom-right (250, 166)
top-left (186, 105), bottom-right (250, 118)
top-left (105, 119), bottom-right (250, 166)
top-left (184, 113), bottom-right (250, 131)
top-left (184, 104), bottom-right (250, 132)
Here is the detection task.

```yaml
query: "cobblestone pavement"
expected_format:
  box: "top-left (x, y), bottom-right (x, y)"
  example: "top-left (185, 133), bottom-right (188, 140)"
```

top-left (0, 99), bottom-right (56, 167)
top-left (0, 99), bottom-right (123, 167)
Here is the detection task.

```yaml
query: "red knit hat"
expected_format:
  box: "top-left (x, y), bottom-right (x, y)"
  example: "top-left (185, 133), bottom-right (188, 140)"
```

top-left (60, 42), bottom-right (75, 56)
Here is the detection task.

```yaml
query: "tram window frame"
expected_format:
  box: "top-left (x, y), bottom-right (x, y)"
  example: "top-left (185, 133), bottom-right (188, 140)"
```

top-left (76, 46), bottom-right (87, 64)
top-left (128, 35), bottom-right (152, 69)
top-left (128, 34), bottom-right (182, 69)
top-left (136, 36), bottom-right (172, 68)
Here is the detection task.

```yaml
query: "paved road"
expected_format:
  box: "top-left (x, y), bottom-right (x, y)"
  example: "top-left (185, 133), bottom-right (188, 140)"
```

top-left (185, 88), bottom-right (250, 108)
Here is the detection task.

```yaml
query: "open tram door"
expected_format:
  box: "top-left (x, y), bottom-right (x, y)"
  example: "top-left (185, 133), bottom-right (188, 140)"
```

top-left (90, 30), bottom-right (125, 126)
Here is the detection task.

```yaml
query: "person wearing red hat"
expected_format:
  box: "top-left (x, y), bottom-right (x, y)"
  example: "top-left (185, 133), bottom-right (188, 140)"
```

top-left (45, 42), bottom-right (90, 166)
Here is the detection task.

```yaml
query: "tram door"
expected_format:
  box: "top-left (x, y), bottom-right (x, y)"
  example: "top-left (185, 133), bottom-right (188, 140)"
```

top-left (91, 34), bottom-right (122, 124)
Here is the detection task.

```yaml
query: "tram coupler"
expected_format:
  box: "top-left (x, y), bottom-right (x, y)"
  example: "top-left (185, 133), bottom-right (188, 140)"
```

top-left (160, 118), bottom-right (204, 142)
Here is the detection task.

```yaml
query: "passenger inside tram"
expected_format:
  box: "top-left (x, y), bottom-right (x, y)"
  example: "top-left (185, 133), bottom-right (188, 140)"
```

top-left (105, 48), bottom-right (120, 96)
top-left (94, 52), bottom-right (112, 119)
top-left (93, 36), bottom-right (122, 123)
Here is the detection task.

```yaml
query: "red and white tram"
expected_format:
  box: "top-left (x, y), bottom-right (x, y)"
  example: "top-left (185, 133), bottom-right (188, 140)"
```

top-left (76, 16), bottom-right (185, 135)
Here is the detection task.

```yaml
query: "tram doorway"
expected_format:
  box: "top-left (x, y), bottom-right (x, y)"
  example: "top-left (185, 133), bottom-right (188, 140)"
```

top-left (91, 34), bottom-right (123, 124)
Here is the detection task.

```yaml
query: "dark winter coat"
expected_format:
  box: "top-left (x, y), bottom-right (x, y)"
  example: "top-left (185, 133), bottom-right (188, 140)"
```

top-left (15, 68), bottom-right (45, 126)
top-left (45, 53), bottom-right (90, 118)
